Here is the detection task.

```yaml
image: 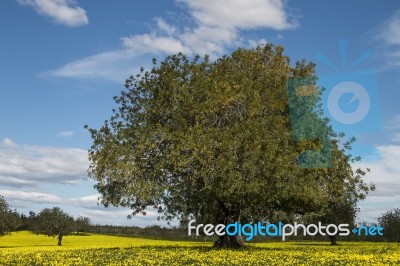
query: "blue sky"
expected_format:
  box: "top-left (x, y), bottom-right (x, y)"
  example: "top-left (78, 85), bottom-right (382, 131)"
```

top-left (1, 0), bottom-right (400, 227)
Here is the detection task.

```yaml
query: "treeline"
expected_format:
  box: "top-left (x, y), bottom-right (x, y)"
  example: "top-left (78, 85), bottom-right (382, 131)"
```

top-left (0, 195), bottom-right (204, 243)
top-left (1, 195), bottom-right (400, 243)
top-left (87, 224), bottom-right (203, 241)
top-left (1, 201), bottom-right (91, 237)
top-left (0, 195), bottom-right (91, 245)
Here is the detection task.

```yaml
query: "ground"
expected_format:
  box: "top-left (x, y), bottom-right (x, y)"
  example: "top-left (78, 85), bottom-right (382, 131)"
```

top-left (0, 231), bottom-right (399, 265)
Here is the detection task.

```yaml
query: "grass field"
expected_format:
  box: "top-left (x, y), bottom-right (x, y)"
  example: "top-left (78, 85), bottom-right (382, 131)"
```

top-left (0, 231), bottom-right (399, 265)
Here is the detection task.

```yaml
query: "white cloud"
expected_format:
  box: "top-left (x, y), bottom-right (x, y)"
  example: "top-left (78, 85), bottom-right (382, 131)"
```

top-left (180, 25), bottom-right (239, 57)
top-left (79, 208), bottom-right (177, 227)
top-left (0, 176), bottom-right (36, 187)
top-left (17, 0), bottom-right (88, 27)
top-left (0, 190), bottom-right (61, 205)
top-left (58, 131), bottom-right (74, 138)
top-left (66, 194), bottom-right (179, 226)
top-left (48, 0), bottom-right (297, 82)
top-left (357, 204), bottom-right (394, 223)
top-left (69, 194), bottom-right (101, 209)
top-left (2, 138), bottom-right (18, 148)
top-left (155, 17), bottom-right (178, 36)
top-left (382, 114), bottom-right (400, 143)
top-left (178, 0), bottom-right (297, 30)
top-left (247, 38), bottom-right (269, 48)
top-left (392, 132), bottom-right (400, 143)
top-left (355, 144), bottom-right (400, 222)
top-left (360, 147), bottom-right (400, 186)
top-left (46, 49), bottom-right (142, 82)
top-left (376, 145), bottom-right (400, 173)
top-left (385, 114), bottom-right (400, 130)
top-left (377, 9), bottom-right (400, 67)
top-left (380, 10), bottom-right (400, 46)
top-left (0, 138), bottom-right (88, 187)
top-left (121, 34), bottom-right (190, 55)
top-left (355, 114), bottom-right (400, 221)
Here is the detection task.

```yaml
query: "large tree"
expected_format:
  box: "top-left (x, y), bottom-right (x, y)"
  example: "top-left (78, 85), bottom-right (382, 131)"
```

top-left (30, 207), bottom-right (75, 246)
top-left (86, 45), bottom-right (371, 247)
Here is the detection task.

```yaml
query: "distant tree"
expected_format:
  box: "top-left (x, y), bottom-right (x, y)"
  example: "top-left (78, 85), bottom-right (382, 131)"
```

top-left (75, 216), bottom-right (91, 235)
top-left (20, 211), bottom-right (38, 231)
top-left (86, 45), bottom-right (373, 248)
top-left (378, 208), bottom-right (400, 242)
top-left (0, 195), bottom-right (21, 235)
top-left (31, 207), bottom-right (75, 246)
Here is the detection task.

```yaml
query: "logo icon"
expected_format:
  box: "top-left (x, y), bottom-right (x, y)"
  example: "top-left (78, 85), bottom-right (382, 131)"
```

top-left (288, 39), bottom-right (381, 168)
top-left (327, 81), bottom-right (371, 125)
top-left (317, 39), bottom-right (381, 133)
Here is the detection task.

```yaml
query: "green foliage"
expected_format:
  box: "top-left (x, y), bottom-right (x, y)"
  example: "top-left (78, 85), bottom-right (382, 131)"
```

top-left (0, 195), bottom-right (21, 236)
top-left (86, 45), bottom-right (373, 246)
top-left (0, 195), bottom-right (11, 235)
top-left (75, 216), bottom-right (91, 234)
top-left (298, 135), bottom-right (374, 244)
top-left (378, 208), bottom-right (400, 242)
top-left (30, 207), bottom-right (75, 245)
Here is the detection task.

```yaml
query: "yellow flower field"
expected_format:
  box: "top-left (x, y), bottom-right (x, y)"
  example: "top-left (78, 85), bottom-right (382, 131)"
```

top-left (0, 231), bottom-right (399, 265)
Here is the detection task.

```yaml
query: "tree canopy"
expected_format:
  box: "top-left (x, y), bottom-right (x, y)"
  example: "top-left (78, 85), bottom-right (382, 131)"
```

top-left (0, 195), bottom-right (21, 236)
top-left (30, 207), bottom-right (75, 246)
top-left (378, 208), bottom-right (400, 242)
top-left (86, 44), bottom-right (373, 247)
top-left (75, 216), bottom-right (92, 235)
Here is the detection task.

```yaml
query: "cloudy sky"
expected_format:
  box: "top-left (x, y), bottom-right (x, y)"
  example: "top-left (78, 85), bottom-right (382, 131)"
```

top-left (0, 0), bottom-right (399, 226)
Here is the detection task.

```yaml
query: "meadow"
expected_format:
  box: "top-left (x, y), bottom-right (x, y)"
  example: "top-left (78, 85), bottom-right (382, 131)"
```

top-left (0, 231), bottom-right (399, 265)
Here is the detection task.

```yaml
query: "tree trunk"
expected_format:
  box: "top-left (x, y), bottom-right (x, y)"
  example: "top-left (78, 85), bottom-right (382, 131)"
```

top-left (329, 235), bottom-right (337, 245)
top-left (57, 234), bottom-right (63, 246)
top-left (214, 234), bottom-right (243, 248)
top-left (214, 202), bottom-right (243, 248)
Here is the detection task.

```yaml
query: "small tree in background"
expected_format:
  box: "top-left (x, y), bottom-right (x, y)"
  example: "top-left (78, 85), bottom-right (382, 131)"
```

top-left (30, 207), bottom-right (75, 246)
top-left (0, 195), bottom-right (21, 235)
top-left (75, 216), bottom-right (91, 235)
top-left (378, 208), bottom-right (400, 242)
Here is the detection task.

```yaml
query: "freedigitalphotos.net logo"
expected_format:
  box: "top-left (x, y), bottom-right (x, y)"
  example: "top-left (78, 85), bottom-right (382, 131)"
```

top-left (288, 39), bottom-right (381, 168)
top-left (188, 220), bottom-right (383, 241)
